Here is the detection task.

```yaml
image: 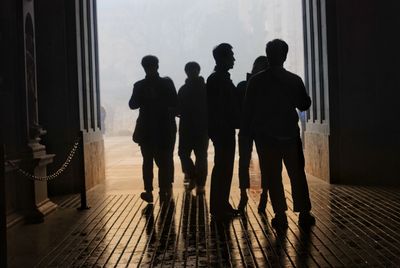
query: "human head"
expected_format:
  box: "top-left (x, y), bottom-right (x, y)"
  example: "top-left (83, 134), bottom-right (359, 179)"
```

top-left (265, 39), bottom-right (289, 67)
top-left (184, 61), bottom-right (201, 79)
top-left (251, 55), bottom-right (268, 74)
top-left (141, 55), bottom-right (159, 75)
top-left (212, 43), bottom-right (235, 70)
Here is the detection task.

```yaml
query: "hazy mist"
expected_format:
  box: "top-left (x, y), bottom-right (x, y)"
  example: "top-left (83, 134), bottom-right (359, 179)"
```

top-left (97, 0), bottom-right (304, 135)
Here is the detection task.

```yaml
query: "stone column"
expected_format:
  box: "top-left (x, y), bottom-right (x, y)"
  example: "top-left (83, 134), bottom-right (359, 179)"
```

top-left (302, 0), bottom-right (331, 183)
top-left (0, 76), bottom-right (7, 268)
top-left (20, 0), bottom-right (56, 223)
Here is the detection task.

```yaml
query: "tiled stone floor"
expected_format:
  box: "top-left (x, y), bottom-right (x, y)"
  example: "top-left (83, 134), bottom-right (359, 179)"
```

top-left (7, 136), bottom-right (400, 267)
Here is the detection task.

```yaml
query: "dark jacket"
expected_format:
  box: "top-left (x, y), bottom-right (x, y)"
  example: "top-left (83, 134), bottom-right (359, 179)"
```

top-left (241, 67), bottom-right (311, 138)
top-left (206, 69), bottom-right (239, 140)
top-left (236, 73), bottom-right (251, 122)
top-left (177, 76), bottom-right (207, 137)
top-left (129, 74), bottom-right (177, 145)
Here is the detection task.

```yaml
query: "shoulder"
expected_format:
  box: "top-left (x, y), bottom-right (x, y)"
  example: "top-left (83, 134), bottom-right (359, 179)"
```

top-left (160, 77), bottom-right (176, 92)
top-left (207, 72), bottom-right (217, 83)
top-left (198, 76), bottom-right (206, 85)
top-left (283, 69), bottom-right (303, 84)
top-left (161, 76), bottom-right (175, 85)
top-left (248, 70), bottom-right (267, 85)
top-left (178, 84), bottom-right (187, 95)
top-left (134, 78), bottom-right (146, 88)
top-left (133, 79), bottom-right (146, 89)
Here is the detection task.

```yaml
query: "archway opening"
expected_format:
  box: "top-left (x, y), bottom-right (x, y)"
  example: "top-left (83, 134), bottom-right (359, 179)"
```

top-left (97, 0), bottom-right (305, 191)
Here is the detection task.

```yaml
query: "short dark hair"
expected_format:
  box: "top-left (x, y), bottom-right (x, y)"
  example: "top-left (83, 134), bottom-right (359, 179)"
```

top-left (184, 61), bottom-right (201, 75)
top-left (266, 39), bottom-right (289, 66)
top-left (212, 43), bottom-right (233, 64)
top-left (251, 55), bottom-right (268, 73)
top-left (141, 55), bottom-right (159, 69)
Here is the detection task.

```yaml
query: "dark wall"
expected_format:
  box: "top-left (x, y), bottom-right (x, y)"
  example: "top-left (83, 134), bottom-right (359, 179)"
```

top-left (35, 0), bottom-right (82, 195)
top-left (331, 1), bottom-right (400, 185)
top-left (0, 10), bottom-right (7, 261)
top-left (0, 0), bottom-right (35, 217)
top-left (1, 1), bottom-right (27, 158)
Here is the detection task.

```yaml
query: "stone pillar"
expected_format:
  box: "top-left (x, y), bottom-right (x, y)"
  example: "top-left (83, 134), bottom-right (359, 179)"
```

top-left (20, 0), bottom-right (56, 223)
top-left (75, 0), bottom-right (105, 190)
top-left (302, 0), bottom-right (332, 183)
top-left (0, 142), bottom-right (6, 268)
top-left (0, 76), bottom-right (7, 268)
top-left (0, 4), bottom-right (7, 259)
top-left (302, 1), bottom-right (400, 185)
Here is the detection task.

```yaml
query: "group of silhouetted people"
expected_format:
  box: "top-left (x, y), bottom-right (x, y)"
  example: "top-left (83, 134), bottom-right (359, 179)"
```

top-left (129, 39), bottom-right (316, 228)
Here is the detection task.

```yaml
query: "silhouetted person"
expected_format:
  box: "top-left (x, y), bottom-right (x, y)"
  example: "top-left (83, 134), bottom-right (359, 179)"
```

top-left (129, 55), bottom-right (177, 203)
top-left (242, 39), bottom-right (315, 227)
top-left (236, 56), bottom-right (268, 213)
top-left (177, 62), bottom-right (208, 195)
top-left (207, 43), bottom-right (239, 220)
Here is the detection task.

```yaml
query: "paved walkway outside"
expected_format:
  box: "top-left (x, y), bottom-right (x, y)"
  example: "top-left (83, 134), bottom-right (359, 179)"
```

top-left (7, 136), bottom-right (400, 267)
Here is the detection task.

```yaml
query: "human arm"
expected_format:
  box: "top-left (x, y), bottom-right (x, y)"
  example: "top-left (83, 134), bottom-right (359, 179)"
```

top-left (294, 77), bottom-right (311, 111)
top-left (128, 82), bottom-right (142, 110)
top-left (165, 78), bottom-right (178, 116)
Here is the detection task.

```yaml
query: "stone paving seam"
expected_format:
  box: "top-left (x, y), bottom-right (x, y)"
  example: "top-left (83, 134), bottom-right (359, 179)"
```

top-left (319, 187), bottom-right (400, 264)
top-left (247, 191), bottom-right (295, 267)
top-left (170, 191), bottom-right (187, 267)
top-left (310, 188), bottom-right (387, 266)
top-left (125, 195), bottom-right (164, 266)
top-left (69, 195), bottom-right (132, 266)
top-left (282, 188), bottom-right (348, 267)
top-left (148, 194), bottom-right (179, 266)
top-left (302, 189), bottom-right (368, 266)
top-left (35, 194), bottom-right (117, 267)
top-left (77, 194), bottom-right (141, 267)
top-left (230, 195), bottom-right (264, 267)
top-left (92, 194), bottom-right (143, 266)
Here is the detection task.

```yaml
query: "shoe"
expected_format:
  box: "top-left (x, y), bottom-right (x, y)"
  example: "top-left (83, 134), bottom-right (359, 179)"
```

top-left (183, 173), bottom-right (190, 184)
top-left (159, 186), bottom-right (173, 197)
top-left (238, 194), bottom-right (248, 213)
top-left (211, 209), bottom-right (238, 222)
top-left (140, 192), bottom-right (153, 203)
top-left (271, 213), bottom-right (288, 228)
top-left (258, 192), bottom-right (268, 214)
top-left (298, 212), bottom-right (316, 227)
top-left (187, 178), bottom-right (196, 191)
top-left (196, 186), bottom-right (205, 195)
top-left (142, 204), bottom-right (153, 215)
top-left (211, 213), bottom-right (230, 223)
top-left (226, 206), bottom-right (240, 217)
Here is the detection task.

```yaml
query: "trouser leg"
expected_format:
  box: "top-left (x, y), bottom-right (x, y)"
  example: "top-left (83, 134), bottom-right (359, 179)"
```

top-left (255, 136), bottom-right (287, 213)
top-left (238, 135), bottom-right (253, 189)
top-left (140, 144), bottom-right (154, 192)
top-left (210, 135), bottom-right (235, 216)
top-left (178, 134), bottom-right (195, 178)
top-left (194, 136), bottom-right (209, 187)
top-left (155, 139), bottom-right (175, 191)
top-left (282, 137), bottom-right (311, 212)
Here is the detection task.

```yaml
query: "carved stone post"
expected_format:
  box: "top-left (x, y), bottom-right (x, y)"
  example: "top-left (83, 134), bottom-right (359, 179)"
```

top-left (21, 0), bottom-right (56, 223)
